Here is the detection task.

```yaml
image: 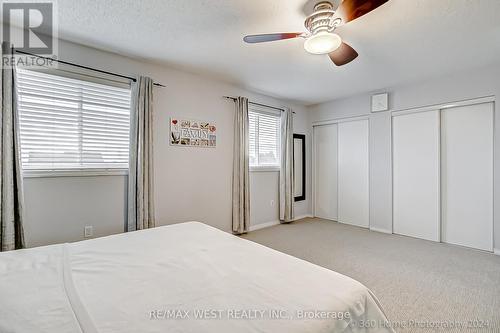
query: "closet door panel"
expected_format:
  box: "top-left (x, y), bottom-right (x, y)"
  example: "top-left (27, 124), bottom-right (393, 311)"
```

top-left (338, 120), bottom-right (369, 227)
top-left (314, 124), bottom-right (338, 220)
top-left (393, 111), bottom-right (440, 241)
top-left (441, 103), bottom-right (493, 251)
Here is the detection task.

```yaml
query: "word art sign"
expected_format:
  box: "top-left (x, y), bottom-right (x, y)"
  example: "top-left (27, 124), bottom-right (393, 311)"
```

top-left (170, 118), bottom-right (217, 148)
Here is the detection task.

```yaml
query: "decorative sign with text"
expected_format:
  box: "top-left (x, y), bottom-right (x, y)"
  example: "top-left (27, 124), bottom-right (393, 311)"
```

top-left (170, 118), bottom-right (217, 148)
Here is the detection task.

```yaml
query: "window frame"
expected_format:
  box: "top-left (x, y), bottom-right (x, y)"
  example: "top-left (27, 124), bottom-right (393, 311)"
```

top-left (248, 104), bottom-right (282, 172)
top-left (21, 168), bottom-right (128, 178)
top-left (15, 67), bottom-right (132, 178)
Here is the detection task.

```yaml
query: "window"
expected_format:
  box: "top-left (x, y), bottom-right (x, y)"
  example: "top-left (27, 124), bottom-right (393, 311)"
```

top-left (248, 104), bottom-right (281, 169)
top-left (16, 69), bottom-right (131, 174)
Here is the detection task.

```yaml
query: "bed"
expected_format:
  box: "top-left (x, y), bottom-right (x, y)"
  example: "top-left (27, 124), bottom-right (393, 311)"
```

top-left (0, 222), bottom-right (393, 333)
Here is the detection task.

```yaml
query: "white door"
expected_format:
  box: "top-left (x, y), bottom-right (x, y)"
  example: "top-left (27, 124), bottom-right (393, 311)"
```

top-left (314, 124), bottom-right (338, 220)
top-left (393, 110), bottom-right (440, 241)
top-left (441, 103), bottom-right (493, 251)
top-left (338, 120), bottom-right (369, 227)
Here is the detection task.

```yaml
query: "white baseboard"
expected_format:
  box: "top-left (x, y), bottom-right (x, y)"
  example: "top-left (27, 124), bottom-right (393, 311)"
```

top-left (293, 214), bottom-right (313, 221)
top-left (370, 227), bottom-right (392, 234)
top-left (249, 214), bottom-right (313, 232)
top-left (249, 220), bottom-right (280, 232)
top-left (494, 248), bottom-right (500, 256)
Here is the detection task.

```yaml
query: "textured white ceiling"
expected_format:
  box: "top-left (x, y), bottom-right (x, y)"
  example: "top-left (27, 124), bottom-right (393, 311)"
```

top-left (56, 0), bottom-right (500, 105)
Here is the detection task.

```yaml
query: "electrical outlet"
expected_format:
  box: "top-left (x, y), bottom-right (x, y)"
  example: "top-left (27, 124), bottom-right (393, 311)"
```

top-left (270, 200), bottom-right (275, 207)
top-left (84, 226), bottom-right (93, 238)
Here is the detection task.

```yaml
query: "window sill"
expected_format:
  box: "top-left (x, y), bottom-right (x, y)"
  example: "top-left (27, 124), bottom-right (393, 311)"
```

top-left (250, 166), bottom-right (280, 173)
top-left (22, 169), bottom-right (128, 178)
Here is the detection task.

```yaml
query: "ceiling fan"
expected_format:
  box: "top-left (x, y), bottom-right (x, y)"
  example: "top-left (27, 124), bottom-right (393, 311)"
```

top-left (243, 0), bottom-right (389, 66)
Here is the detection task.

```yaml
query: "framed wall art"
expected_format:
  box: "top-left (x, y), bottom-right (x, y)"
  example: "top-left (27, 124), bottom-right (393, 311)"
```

top-left (170, 118), bottom-right (217, 148)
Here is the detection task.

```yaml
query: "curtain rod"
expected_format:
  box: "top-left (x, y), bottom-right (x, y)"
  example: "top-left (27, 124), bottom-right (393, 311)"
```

top-left (14, 50), bottom-right (166, 87)
top-left (223, 96), bottom-right (295, 114)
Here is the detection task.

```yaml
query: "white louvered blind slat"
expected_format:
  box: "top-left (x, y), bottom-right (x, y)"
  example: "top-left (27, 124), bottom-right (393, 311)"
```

top-left (248, 105), bottom-right (281, 168)
top-left (16, 69), bottom-right (132, 171)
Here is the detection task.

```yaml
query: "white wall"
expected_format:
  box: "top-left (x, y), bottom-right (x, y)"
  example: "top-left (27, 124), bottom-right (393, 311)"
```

top-left (24, 176), bottom-right (127, 246)
top-left (308, 63), bottom-right (500, 249)
top-left (248, 109), bottom-right (313, 227)
top-left (24, 39), bottom-right (312, 247)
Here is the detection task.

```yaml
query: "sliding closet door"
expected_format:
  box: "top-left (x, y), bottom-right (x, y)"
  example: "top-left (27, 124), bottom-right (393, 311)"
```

top-left (338, 120), bottom-right (369, 227)
top-left (393, 111), bottom-right (440, 241)
top-left (441, 103), bottom-right (493, 251)
top-left (314, 124), bottom-right (338, 220)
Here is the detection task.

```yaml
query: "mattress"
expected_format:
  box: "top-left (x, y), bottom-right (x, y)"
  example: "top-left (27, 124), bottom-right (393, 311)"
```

top-left (0, 222), bottom-right (394, 333)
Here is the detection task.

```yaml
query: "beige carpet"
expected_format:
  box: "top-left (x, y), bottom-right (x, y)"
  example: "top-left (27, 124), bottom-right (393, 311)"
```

top-left (242, 218), bottom-right (500, 332)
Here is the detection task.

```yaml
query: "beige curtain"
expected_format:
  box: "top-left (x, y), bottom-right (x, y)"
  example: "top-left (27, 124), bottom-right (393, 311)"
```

top-left (279, 108), bottom-right (294, 223)
top-left (1, 43), bottom-right (25, 251)
top-left (128, 76), bottom-right (155, 231)
top-left (232, 97), bottom-right (250, 234)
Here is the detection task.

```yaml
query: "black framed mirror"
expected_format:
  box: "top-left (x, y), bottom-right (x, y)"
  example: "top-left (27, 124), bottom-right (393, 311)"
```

top-left (293, 134), bottom-right (306, 202)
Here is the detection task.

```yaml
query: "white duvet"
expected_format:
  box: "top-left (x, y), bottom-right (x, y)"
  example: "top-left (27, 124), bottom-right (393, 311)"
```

top-left (0, 222), bottom-right (394, 333)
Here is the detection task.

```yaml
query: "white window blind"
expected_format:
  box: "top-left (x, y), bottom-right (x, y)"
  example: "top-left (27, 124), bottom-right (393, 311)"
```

top-left (248, 105), bottom-right (281, 168)
top-left (16, 69), bottom-right (132, 172)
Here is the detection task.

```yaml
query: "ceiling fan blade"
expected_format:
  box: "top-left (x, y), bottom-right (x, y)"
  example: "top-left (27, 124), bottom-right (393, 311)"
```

top-left (329, 42), bottom-right (358, 66)
top-left (243, 33), bottom-right (303, 44)
top-left (336, 0), bottom-right (389, 25)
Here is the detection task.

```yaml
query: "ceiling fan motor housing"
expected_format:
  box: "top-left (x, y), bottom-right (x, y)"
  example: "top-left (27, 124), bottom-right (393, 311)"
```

top-left (304, 1), bottom-right (342, 35)
top-left (243, 0), bottom-right (389, 65)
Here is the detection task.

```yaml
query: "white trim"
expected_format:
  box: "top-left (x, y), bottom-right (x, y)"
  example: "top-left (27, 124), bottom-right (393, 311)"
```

top-left (338, 220), bottom-right (369, 229)
top-left (248, 214), bottom-right (313, 232)
top-left (391, 95), bottom-right (495, 117)
top-left (438, 110), bottom-right (443, 242)
top-left (25, 65), bottom-right (132, 89)
top-left (249, 220), bottom-right (280, 232)
top-left (370, 227), bottom-right (392, 234)
top-left (391, 114), bottom-right (395, 235)
top-left (293, 214), bottom-right (313, 221)
top-left (250, 166), bottom-right (280, 172)
top-left (312, 215), bottom-right (338, 221)
top-left (249, 103), bottom-right (282, 117)
top-left (22, 169), bottom-right (128, 178)
top-left (493, 101), bottom-right (496, 255)
top-left (367, 118), bottom-right (371, 229)
top-left (312, 125), bottom-right (316, 217)
top-left (494, 249), bottom-right (500, 256)
top-left (312, 115), bottom-right (369, 127)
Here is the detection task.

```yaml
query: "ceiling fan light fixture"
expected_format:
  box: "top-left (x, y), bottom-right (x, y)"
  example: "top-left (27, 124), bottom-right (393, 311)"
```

top-left (304, 31), bottom-right (342, 55)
